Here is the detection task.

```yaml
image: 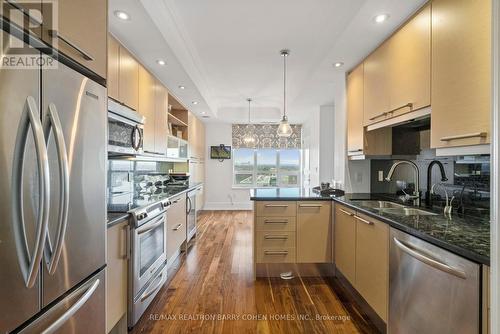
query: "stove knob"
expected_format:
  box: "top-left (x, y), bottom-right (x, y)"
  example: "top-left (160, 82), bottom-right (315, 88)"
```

top-left (144, 213), bottom-right (148, 219)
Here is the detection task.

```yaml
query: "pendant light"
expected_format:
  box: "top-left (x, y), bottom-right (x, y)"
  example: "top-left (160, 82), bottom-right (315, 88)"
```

top-left (242, 98), bottom-right (256, 146)
top-left (277, 49), bottom-right (293, 138)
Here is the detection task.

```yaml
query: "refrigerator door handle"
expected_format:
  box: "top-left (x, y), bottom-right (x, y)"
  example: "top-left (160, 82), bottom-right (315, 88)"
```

top-left (187, 196), bottom-right (192, 214)
top-left (43, 103), bottom-right (70, 275)
top-left (12, 96), bottom-right (50, 288)
top-left (40, 278), bottom-right (100, 334)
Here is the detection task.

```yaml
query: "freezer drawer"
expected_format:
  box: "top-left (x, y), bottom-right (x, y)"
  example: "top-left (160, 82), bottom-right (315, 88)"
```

top-left (18, 269), bottom-right (105, 334)
top-left (389, 228), bottom-right (480, 334)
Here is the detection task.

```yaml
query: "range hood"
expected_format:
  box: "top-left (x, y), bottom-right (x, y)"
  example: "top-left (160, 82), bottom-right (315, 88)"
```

top-left (366, 106), bottom-right (431, 132)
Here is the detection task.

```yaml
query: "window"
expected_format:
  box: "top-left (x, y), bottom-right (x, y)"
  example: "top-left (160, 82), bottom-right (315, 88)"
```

top-left (233, 149), bottom-right (301, 187)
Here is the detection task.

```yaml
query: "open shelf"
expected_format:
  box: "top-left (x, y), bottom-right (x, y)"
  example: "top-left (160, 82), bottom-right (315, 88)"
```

top-left (168, 113), bottom-right (188, 127)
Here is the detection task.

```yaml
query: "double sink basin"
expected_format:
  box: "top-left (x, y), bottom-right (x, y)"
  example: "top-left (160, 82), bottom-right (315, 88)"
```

top-left (352, 200), bottom-right (438, 216)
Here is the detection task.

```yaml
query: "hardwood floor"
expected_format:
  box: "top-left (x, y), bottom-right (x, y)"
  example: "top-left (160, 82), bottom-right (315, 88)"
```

top-left (130, 211), bottom-right (379, 334)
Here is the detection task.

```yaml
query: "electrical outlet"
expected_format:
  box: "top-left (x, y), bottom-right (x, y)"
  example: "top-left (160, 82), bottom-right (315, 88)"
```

top-left (378, 170), bottom-right (384, 182)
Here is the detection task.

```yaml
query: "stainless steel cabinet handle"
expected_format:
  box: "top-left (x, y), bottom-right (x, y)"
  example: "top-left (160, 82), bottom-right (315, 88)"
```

top-left (339, 208), bottom-right (354, 216)
top-left (369, 102), bottom-right (413, 121)
top-left (393, 237), bottom-right (466, 279)
top-left (264, 250), bottom-right (288, 255)
top-left (264, 204), bottom-right (289, 208)
top-left (264, 235), bottom-right (288, 240)
top-left (137, 216), bottom-right (164, 235)
top-left (173, 223), bottom-right (183, 231)
top-left (440, 132), bottom-right (487, 141)
top-left (300, 203), bottom-right (323, 207)
top-left (140, 273), bottom-right (164, 302)
top-left (48, 30), bottom-right (94, 61)
top-left (43, 103), bottom-right (70, 275)
top-left (264, 220), bottom-right (288, 224)
top-left (12, 96), bottom-right (50, 288)
top-left (122, 224), bottom-right (129, 260)
top-left (348, 149), bottom-right (363, 153)
top-left (354, 215), bottom-right (374, 225)
top-left (41, 278), bottom-right (100, 334)
top-left (186, 196), bottom-right (192, 214)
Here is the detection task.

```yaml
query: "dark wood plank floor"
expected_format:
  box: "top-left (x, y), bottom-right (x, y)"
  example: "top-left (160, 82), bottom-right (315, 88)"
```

top-left (130, 211), bottom-right (379, 334)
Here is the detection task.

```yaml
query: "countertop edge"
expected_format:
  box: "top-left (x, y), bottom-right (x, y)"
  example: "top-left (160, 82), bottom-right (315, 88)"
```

top-left (107, 213), bottom-right (130, 229)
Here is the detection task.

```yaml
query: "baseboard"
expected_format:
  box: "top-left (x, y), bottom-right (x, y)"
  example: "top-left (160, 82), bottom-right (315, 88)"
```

top-left (203, 201), bottom-right (253, 210)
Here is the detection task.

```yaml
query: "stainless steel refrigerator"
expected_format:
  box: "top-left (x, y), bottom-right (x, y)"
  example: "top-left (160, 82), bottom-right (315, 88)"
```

top-left (0, 28), bottom-right (106, 333)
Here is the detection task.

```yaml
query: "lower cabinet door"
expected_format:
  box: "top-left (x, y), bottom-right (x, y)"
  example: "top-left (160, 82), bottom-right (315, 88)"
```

top-left (355, 213), bottom-right (389, 322)
top-left (166, 196), bottom-right (187, 261)
top-left (334, 205), bottom-right (357, 284)
top-left (297, 201), bottom-right (332, 263)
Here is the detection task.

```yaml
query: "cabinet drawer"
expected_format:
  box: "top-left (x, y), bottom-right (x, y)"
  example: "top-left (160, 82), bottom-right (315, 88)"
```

top-left (256, 231), bottom-right (296, 249)
top-left (256, 247), bottom-right (296, 263)
top-left (255, 216), bottom-right (296, 232)
top-left (166, 220), bottom-right (186, 260)
top-left (255, 201), bottom-right (296, 217)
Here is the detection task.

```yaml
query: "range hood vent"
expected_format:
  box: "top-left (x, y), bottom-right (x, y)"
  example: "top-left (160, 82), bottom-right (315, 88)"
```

top-left (366, 107), bottom-right (431, 132)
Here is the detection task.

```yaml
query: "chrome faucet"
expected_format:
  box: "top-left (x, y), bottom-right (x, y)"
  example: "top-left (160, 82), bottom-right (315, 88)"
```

top-left (385, 160), bottom-right (421, 206)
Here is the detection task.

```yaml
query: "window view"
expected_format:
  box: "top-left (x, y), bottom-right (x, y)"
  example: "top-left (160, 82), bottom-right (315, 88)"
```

top-left (233, 149), bottom-right (301, 187)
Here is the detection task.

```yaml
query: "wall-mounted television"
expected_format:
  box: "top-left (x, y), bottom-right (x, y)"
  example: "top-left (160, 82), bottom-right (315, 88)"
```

top-left (210, 145), bottom-right (231, 160)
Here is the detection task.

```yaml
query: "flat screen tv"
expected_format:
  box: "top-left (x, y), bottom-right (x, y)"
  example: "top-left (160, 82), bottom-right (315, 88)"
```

top-left (210, 145), bottom-right (231, 160)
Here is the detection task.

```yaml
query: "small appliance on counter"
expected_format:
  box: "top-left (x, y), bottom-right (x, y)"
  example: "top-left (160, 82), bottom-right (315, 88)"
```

top-left (312, 182), bottom-right (345, 197)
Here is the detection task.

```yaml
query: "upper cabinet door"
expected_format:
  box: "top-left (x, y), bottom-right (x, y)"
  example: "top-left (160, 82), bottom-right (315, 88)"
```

top-left (188, 111), bottom-right (199, 159)
top-left (431, 0), bottom-right (491, 148)
top-left (154, 80), bottom-right (168, 155)
top-left (363, 41), bottom-right (390, 125)
top-left (42, 0), bottom-right (107, 79)
top-left (107, 35), bottom-right (120, 101)
top-left (347, 64), bottom-right (364, 155)
top-left (139, 66), bottom-right (156, 154)
top-left (388, 5), bottom-right (430, 117)
top-left (119, 46), bottom-right (139, 111)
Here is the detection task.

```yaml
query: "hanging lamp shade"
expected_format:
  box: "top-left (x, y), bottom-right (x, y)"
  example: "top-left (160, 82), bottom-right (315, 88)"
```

top-left (277, 49), bottom-right (292, 138)
top-left (242, 98), bottom-right (256, 146)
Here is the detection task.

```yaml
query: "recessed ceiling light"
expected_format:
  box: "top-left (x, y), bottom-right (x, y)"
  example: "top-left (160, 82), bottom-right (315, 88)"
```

top-left (192, 101), bottom-right (198, 105)
top-left (178, 85), bottom-right (185, 90)
top-left (334, 62), bottom-right (344, 68)
top-left (114, 10), bottom-right (130, 21)
top-left (373, 14), bottom-right (389, 23)
top-left (157, 59), bottom-right (166, 66)
top-left (201, 111), bottom-right (206, 115)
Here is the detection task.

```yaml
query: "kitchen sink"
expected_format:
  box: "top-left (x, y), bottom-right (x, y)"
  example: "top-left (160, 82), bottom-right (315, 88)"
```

top-left (352, 200), bottom-right (406, 209)
top-left (377, 207), bottom-right (438, 216)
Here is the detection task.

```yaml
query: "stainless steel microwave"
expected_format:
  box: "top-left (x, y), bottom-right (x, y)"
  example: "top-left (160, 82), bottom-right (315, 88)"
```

top-left (108, 98), bottom-right (145, 155)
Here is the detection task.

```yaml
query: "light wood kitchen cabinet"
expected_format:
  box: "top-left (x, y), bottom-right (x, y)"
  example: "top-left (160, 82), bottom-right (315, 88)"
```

top-left (139, 65), bottom-right (156, 153)
top-left (334, 204), bottom-right (356, 285)
top-left (42, 0), bottom-right (107, 79)
top-left (388, 5), bottom-right (430, 118)
top-left (188, 112), bottom-right (206, 160)
top-left (363, 41), bottom-right (390, 125)
top-left (106, 221), bottom-right (128, 333)
top-left (296, 201), bottom-right (332, 263)
top-left (431, 0), bottom-right (491, 148)
top-left (119, 45), bottom-right (139, 111)
top-left (354, 212), bottom-right (389, 322)
top-left (166, 195), bottom-right (187, 262)
top-left (155, 80), bottom-right (169, 155)
top-left (347, 63), bottom-right (392, 158)
top-left (107, 35), bottom-right (120, 101)
top-left (347, 64), bottom-right (364, 154)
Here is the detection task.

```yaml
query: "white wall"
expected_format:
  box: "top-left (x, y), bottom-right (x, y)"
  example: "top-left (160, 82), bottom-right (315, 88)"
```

top-left (319, 105), bottom-right (335, 183)
top-left (302, 109), bottom-right (320, 187)
top-left (204, 123), bottom-right (252, 210)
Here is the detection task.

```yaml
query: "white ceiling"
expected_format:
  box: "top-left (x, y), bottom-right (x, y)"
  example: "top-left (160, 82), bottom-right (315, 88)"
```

top-left (109, 0), bottom-right (427, 123)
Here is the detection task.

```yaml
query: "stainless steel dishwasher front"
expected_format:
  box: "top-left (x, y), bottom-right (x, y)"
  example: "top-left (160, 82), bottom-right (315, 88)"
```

top-left (389, 228), bottom-right (480, 334)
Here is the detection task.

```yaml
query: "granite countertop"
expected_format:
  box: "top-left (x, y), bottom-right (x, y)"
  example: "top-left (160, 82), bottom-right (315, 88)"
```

top-left (107, 182), bottom-right (204, 229)
top-left (250, 188), bottom-right (490, 265)
top-left (107, 212), bottom-right (130, 228)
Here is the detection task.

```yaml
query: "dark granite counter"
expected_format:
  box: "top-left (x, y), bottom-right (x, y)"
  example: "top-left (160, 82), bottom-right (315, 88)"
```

top-left (107, 212), bottom-right (130, 228)
top-left (250, 188), bottom-right (490, 265)
top-left (250, 187), bottom-right (333, 201)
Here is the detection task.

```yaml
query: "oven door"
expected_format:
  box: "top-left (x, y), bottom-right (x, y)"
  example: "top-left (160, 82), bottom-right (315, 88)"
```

top-left (132, 213), bottom-right (167, 297)
top-left (108, 113), bottom-right (143, 155)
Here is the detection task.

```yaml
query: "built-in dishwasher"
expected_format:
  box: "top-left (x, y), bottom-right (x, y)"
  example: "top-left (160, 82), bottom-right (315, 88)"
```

top-left (389, 228), bottom-right (480, 334)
